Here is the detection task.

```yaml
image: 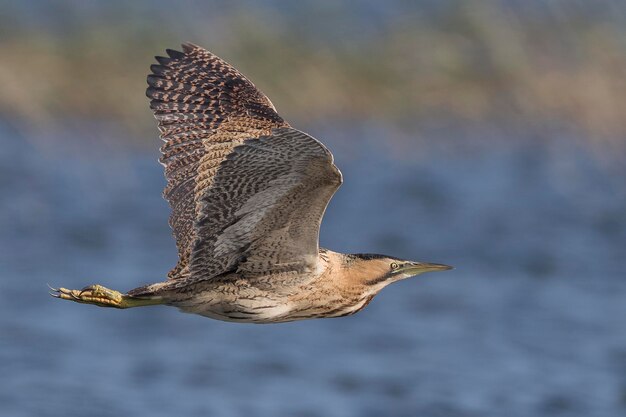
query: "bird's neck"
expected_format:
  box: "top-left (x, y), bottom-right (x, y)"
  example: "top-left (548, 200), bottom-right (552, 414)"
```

top-left (319, 249), bottom-right (386, 296)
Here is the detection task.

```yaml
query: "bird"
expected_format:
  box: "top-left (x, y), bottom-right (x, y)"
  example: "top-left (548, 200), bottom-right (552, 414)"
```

top-left (51, 43), bottom-right (452, 323)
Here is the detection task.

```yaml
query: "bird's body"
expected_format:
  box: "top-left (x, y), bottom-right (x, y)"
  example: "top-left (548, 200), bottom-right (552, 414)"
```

top-left (133, 250), bottom-right (392, 323)
top-left (53, 43), bottom-right (451, 323)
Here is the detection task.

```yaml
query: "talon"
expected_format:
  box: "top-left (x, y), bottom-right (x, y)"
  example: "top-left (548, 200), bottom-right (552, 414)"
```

top-left (79, 285), bottom-right (95, 296)
top-left (47, 283), bottom-right (58, 292)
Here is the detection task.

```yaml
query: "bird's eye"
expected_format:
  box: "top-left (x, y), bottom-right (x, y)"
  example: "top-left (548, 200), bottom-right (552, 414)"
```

top-left (390, 262), bottom-right (399, 270)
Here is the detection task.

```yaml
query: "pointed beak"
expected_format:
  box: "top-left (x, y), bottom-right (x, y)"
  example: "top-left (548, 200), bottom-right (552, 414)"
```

top-left (398, 261), bottom-right (453, 276)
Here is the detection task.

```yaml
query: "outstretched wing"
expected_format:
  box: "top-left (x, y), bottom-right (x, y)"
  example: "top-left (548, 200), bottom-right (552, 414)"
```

top-left (191, 127), bottom-right (342, 281)
top-left (146, 44), bottom-right (342, 282)
top-left (147, 43), bottom-right (288, 279)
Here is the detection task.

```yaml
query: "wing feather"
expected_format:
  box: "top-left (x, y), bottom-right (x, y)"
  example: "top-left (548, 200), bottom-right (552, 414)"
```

top-left (190, 128), bottom-right (342, 281)
top-left (146, 43), bottom-right (287, 279)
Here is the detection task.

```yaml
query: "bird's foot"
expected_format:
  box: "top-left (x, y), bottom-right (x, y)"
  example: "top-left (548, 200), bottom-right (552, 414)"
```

top-left (50, 284), bottom-right (164, 309)
top-left (51, 284), bottom-right (128, 308)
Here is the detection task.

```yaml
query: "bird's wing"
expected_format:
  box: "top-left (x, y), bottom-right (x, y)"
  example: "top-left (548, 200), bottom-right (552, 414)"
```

top-left (147, 44), bottom-right (342, 282)
top-left (191, 127), bottom-right (342, 280)
top-left (147, 43), bottom-right (288, 279)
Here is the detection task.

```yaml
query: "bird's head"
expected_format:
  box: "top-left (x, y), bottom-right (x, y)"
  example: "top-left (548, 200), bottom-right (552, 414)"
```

top-left (345, 253), bottom-right (452, 288)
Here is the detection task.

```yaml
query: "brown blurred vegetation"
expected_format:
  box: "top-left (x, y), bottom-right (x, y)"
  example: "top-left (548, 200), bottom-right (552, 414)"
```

top-left (0, 1), bottom-right (625, 148)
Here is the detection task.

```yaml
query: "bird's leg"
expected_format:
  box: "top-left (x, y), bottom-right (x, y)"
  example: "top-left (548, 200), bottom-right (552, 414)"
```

top-left (50, 284), bottom-right (164, 309)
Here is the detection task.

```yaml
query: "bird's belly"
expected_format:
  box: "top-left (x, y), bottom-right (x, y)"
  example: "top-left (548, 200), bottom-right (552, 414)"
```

top-left (203, 303), bottom-right (293, 323)
top-left (174, 292), bottom-right (294, 323)
top-left (168, 279), bottom-right (366, 323)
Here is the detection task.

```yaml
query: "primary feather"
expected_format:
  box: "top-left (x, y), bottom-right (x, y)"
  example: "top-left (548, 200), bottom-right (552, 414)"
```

top-left (146, 43), bottom-right (342, 285)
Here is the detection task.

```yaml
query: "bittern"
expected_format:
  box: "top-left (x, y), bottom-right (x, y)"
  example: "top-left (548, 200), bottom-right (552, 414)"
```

top-left (52, 43), bottom-right (452, 323)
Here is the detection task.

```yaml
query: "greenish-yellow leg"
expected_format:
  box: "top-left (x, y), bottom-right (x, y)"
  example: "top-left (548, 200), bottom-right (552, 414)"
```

top-left (51, 284), bottom-right (163, 309)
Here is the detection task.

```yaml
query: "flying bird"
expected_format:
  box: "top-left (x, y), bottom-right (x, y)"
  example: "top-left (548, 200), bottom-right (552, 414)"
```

top-left (52, 43), bottom-right (452, 323)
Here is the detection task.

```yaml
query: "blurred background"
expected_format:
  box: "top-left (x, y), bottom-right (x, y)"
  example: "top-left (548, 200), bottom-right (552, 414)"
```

top-left (1, 1), bottom-right (625, 416)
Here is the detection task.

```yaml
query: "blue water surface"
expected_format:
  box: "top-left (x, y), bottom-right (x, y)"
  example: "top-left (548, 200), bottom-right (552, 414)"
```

top-left (1, 124), bottom-right (625, 417)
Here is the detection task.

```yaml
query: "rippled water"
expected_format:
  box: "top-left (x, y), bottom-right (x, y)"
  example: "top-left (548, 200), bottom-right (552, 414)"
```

top-left (1, 125), bottom-right (625, 417)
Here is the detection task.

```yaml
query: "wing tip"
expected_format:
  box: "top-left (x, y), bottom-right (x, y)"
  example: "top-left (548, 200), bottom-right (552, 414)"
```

top-left (182, 42), bottom-right (201, 53)
top-left (155, 55), bottom-right (172, 66)
top-left (166, 48), bottom-right (185, 60)
top-left (149, 43), bottom-right (212, 71)
top-left (151, 43), bottom-right (200, 70)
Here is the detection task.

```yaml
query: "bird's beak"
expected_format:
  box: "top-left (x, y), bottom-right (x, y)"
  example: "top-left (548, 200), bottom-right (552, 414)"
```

top-left (398, 261), bottom-right (453, 276)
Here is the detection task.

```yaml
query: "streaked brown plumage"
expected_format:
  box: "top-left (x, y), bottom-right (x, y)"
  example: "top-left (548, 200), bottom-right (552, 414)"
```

top-left (52, 43), bottom-right (452, 323)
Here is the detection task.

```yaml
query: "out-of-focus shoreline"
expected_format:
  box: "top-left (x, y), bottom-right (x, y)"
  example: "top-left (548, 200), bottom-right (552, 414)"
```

top-left (1, 1), bottom-right (625, 151)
